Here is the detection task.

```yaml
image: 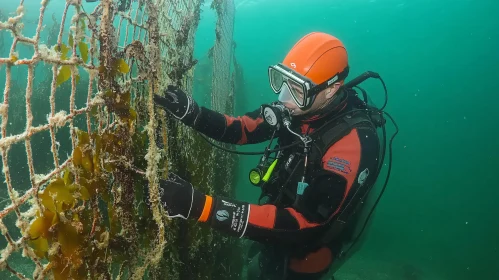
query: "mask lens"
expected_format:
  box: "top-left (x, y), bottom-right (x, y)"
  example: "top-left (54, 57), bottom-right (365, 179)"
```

top-left (269, 68), bottom-right (284, 92)
top-left (287, 79), bottom-right (306, 106)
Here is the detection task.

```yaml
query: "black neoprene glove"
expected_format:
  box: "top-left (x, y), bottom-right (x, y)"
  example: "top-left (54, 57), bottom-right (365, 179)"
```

top-left (145, 173), bottom-right (206, 219)
top-left (145, 173), bottom-right (251, 238)
top-left (153, 85), bottom-right (200, 126)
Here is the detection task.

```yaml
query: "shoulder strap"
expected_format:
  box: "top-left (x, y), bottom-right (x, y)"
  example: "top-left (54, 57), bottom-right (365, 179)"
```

top-left (311, 110), bottom-right (373, 160)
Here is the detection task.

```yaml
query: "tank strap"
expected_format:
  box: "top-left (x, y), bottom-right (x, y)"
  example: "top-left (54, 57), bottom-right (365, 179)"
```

top-left (311, 111), bottom-right (372, 161)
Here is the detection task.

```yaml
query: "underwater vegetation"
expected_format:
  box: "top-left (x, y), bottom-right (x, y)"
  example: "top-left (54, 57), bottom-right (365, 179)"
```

top-left (8, 2), bottom-right (155, 278)
top-left (27, 128), bottom-right (150, 279)
top-left (25, 43), bottom-right (152, 279)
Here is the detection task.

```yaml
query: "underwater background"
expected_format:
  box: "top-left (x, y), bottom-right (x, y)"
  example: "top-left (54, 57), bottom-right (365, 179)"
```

top-left (1, 0), bottom-right (498, 279)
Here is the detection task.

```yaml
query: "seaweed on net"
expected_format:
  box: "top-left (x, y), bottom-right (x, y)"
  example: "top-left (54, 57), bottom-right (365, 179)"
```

top-left (0, 0), bottom-right (244, 279)
top-left (168, 53), bottom-right (198, 86)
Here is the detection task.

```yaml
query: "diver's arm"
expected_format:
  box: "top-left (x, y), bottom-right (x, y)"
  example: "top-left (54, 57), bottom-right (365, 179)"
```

top-left (152, 175), bottom-right (339, 243)
top-left (191, 106), bottom-right (274, 144)
top-left (151, 172), bottom-right (343, 244)
top-left (154, 85), bottom-right (273, 145)
top-left (196, 176), bottom-right (346, 245)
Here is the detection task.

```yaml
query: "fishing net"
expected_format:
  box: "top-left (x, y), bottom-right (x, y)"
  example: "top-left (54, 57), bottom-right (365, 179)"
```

top-left (0, 0), bottom-right (241, 279)
top-left (210, 0), bottom-right (235, 113)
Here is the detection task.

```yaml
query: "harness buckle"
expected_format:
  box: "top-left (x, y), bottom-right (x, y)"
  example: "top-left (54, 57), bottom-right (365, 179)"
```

top-left (303, 135), bottom-right (313, 145)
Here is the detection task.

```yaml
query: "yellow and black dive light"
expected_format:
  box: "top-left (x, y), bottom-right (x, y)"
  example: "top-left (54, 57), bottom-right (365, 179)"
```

top-left (249, 159), bottom-right (278, 186)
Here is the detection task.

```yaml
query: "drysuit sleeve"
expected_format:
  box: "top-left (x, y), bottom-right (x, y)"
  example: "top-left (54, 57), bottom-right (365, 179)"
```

top-left (196, 126), bottom-right (380, 245)
top-left (191, 106), bottom-right (274, 145)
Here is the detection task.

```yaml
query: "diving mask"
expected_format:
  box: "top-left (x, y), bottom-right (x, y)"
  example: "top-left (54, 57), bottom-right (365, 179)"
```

top-left (268, 63), bottom-right (348, 110)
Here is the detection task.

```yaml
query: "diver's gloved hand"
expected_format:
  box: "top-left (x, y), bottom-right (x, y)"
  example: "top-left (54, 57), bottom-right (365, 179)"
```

top-left (147, 173), bottom-right (206, 220)
top-left (153, 85), bottom-right (200, 126)
top-left (144, 172), bottom-right (251, 237)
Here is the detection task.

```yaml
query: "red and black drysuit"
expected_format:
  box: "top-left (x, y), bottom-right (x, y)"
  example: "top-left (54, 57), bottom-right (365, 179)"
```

top-left (156, 92), bottom-right (381, 279)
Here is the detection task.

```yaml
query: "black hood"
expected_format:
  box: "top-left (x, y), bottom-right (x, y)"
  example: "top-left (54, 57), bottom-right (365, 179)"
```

top-left (292, 88), bottom-right (349, 126)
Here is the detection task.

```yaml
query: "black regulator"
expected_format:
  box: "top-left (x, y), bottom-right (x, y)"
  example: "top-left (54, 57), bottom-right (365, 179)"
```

top-left (248, 102), bottom-right (312, 207)
top-left (260, 102), bottom-right (292, 129)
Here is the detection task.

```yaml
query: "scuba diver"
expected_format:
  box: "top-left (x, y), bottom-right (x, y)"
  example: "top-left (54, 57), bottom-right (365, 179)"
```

top-left (152, 31), bottom-right (397, 279)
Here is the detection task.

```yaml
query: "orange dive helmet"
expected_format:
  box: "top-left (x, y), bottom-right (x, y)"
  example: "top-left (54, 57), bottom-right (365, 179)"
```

top-left (269, 32), bottom-right (349, 109)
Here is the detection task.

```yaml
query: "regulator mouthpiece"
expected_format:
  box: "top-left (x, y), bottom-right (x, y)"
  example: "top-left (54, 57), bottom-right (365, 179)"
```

top-left (260, 102), bottom-right (292, 129)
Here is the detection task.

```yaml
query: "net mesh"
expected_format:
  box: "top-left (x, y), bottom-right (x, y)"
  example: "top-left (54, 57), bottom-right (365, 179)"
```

top-left (211, 0), bottom-right (235, 113)
top-left (0, 0), bottom-right (241, 279)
